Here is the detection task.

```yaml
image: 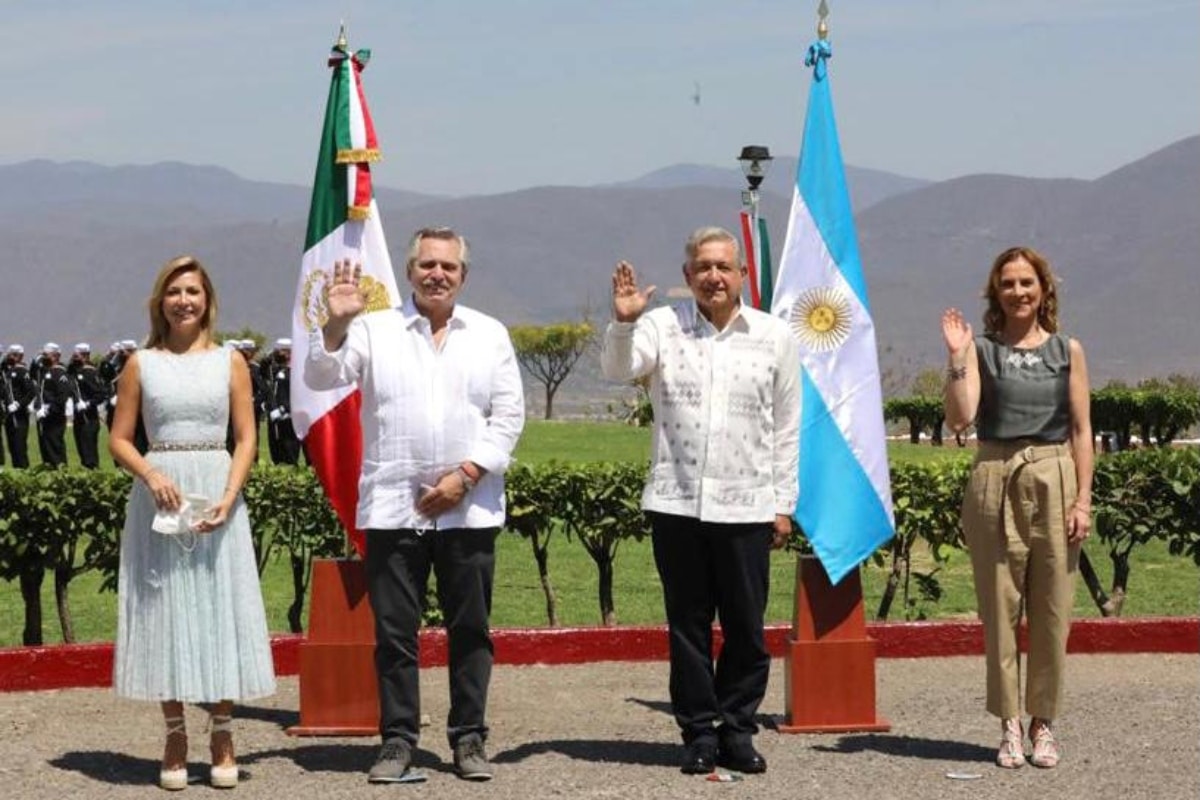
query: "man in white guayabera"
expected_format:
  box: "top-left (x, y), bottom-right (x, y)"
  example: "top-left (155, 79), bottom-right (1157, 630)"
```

top-left (601, 226), bottom-right (800, 777)
top-left (305, 226), bottom-right (524, 784)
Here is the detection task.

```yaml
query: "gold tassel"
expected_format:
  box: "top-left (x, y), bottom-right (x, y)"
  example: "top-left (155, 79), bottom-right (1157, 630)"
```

top-left (346, 205), bottom-right (372, 221)
top-left (336, 148), bottom-right (382, 164)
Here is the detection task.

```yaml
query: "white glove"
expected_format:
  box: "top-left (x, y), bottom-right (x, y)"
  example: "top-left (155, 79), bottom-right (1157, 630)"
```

top-left (110, 396), bottom-right (118, 408)
top-left (6, 402), bottom-right (16, 413)
top-left (36, 407), bottom-right (48, 420)
top-left (27, 403), bottom-right (36, 414)
top-left (269, 408), bottom-right (283, 421)
top-left (78, 401), bottom-right (89, 411)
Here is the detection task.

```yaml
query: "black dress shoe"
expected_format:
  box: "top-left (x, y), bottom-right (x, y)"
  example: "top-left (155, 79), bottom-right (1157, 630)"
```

top-left (717, 740), bottom-right (767, 774)
top-left (680, 741), bottom-right (717, 775)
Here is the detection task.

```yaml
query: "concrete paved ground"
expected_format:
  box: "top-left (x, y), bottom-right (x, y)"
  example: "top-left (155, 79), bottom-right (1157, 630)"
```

top-left (1, 653), bottom-right (1196, 799)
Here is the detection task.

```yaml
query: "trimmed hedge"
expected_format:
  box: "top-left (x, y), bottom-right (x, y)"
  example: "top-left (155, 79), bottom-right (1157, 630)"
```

top-left (1, 450), bottom-right (1197, 643)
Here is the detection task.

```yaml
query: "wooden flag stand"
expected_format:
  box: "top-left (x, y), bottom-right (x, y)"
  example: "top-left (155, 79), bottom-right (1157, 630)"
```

top-left (286, 558), bottom-right (379, 736)
top-left (779, 554), bottom-right (890, 733)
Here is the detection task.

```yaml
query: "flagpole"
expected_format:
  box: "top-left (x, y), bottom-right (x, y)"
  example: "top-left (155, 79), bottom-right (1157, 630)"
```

top-left (288, 27), bottom-right (401, 736)
top-left (775, 0), bottom-right (892, 735)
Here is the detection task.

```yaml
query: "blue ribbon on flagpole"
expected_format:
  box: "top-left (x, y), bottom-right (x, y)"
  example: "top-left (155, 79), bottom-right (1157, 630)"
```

top-left (805, 39), bottom-right (832, 81)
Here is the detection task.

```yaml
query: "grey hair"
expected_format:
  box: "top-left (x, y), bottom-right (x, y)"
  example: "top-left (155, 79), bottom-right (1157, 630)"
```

top-left (406, 226), bottom-right (471, 270)
top-left (683, 226), bottom-right (742, 267)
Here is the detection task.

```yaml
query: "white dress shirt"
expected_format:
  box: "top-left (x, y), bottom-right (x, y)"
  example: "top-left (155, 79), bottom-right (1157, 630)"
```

top-left (304, 296), bottom-right (525, 530)
top-left (601, 301), bottom-right (800, 523)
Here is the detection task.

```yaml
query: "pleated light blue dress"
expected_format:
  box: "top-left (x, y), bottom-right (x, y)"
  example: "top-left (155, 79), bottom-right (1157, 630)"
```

top-left (114, 347), bottom-right (276, 702)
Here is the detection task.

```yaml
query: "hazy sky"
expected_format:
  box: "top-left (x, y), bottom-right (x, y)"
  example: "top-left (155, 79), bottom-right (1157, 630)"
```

top-left (3, 0), bottom-right (1197, 196)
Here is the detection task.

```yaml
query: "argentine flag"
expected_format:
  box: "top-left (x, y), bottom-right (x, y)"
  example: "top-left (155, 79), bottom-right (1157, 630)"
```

top-left (771, 39), bottom-right (894, 584)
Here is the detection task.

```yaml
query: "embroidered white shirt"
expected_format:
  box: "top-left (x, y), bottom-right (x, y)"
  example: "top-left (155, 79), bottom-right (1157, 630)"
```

top-left (304, 296), bottom-right (525, 530)
top-left (601, 301), bottom-right (800, 523)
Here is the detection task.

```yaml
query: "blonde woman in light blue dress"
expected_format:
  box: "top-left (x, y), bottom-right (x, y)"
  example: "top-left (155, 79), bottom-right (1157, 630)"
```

top-left (110, 256), bottom-right (275, 790)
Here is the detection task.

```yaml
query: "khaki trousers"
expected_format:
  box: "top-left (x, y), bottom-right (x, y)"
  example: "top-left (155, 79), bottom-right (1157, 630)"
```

top-left (962, 440), bottom-right (1079, 720)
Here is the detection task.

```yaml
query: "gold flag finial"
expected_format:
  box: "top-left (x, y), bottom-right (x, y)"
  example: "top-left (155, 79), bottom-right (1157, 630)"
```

top-left (336, 21), bottom-right (347, 50)
top-left (817, 0), bottom-right (829, 40)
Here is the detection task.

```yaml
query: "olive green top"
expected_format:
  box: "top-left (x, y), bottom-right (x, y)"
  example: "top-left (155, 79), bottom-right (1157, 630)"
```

top-left (975, 332), bottom-right (1072, 442)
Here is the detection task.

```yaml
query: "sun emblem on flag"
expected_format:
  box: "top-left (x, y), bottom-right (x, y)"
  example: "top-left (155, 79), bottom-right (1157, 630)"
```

top-left (301, 269), bottom-right (392, 332)
top-left (789, 286), bottom-right (852, 352)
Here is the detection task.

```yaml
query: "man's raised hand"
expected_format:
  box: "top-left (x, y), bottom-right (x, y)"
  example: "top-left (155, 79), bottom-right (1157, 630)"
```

top-left (612, 260), bottom-right (656, 323)
top-left (326, 259), bottom-right (367, 322)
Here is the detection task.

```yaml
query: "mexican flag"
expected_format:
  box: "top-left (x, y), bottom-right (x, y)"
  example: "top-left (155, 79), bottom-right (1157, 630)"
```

top-left (739, 209), bottom-right (774, 311)
top-left (290, 31), bottom-right (399, 556)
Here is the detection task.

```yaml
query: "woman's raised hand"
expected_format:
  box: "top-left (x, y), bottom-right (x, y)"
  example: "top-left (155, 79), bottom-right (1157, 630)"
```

top-left (941, 308), bottom-right (973, 358)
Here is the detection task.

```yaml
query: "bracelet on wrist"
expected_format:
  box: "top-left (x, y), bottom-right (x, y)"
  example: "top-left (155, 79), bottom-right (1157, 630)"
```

top-left (455, 466), bottom-right (477, 491)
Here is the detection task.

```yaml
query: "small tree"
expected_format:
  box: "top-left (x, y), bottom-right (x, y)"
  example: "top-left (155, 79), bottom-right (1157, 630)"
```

top-left (558, 462), bottom-right (649, 626)
top-left (504, 463), bottom-right (567, 626)
top-left (510, 322), bottom-right (594, 420)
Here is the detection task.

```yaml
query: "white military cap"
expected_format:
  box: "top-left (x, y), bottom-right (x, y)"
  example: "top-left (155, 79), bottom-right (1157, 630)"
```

top-left (44, 342), bottom-right (61, 354)
top-left (274, 338), bottom-right (292, 349)
top-left (7, 344), bottom-right (23, 355)
top-left (74, 342), bottom-right (91, 353)
top-left (120, 340), bottom-right (138, 350)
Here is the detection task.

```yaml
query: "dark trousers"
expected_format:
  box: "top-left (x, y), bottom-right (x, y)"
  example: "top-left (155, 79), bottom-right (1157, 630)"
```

top-left (365, 527), bottom-right (497, 747)
top-left (4, 415), bottom-right (29, 468)
top-left (39, 417), bottom-right (67, 466)
top-left (268, 419), bottom-right (301, 465)
top-left (649, 512), bottom-right (772, 746)
top-left (73, 417), bottom-right (100, 469)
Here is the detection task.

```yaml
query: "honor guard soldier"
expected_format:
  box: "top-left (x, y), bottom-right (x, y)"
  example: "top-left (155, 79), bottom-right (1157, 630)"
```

top-left (2, 344), bottom-right (35, 467)
top-left (35, 342), bottom-right (71, 466)
top-left (0, 343), bottom-right (7, 466)
top-left (103, 340), bottom-right (148, 454)
top-left (98, 341), bottom-right (123, 427)
top-left (68, 342), bottom-right (106, 469)
top-left (242, 340), bottom-right (268, 448)
top-left (223, 339), bottom-right (265, 460)
top-left (266, 338), bottom-right (301, 464)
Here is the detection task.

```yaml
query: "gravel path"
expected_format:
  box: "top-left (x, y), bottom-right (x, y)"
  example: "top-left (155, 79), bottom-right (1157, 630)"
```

top-left (1, 654), bottom-right (1196, 799)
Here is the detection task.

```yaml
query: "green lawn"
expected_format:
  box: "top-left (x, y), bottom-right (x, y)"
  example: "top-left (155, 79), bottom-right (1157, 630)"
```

top-left (1, 420), bottom-right (1194, 647)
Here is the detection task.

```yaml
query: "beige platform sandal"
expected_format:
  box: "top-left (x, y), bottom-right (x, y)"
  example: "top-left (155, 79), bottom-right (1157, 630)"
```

top-left (209, 714), bottom-right (239, 789)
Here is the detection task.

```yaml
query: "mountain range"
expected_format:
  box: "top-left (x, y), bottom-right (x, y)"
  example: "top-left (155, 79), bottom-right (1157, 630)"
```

top-left (1, 135), bottom-right (1196, 410)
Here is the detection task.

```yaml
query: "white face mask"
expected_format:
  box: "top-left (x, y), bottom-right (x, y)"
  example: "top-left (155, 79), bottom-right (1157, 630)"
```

top-left (151, 494), bottom-right (215, 550)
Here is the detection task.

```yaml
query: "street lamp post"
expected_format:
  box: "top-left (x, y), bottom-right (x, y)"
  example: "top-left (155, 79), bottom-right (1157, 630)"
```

top-left (737, 145), bottom-right (773, 309)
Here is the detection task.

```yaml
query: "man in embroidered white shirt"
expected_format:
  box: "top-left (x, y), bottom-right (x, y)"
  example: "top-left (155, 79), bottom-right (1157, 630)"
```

top-left (305, 226), bottom-right (524, 784)
top-left (601, 226), bottom-right (800, 776)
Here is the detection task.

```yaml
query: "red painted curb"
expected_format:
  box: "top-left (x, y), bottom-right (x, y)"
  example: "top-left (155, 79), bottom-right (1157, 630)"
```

top-left (1, 617), bottom-right (1194, 693)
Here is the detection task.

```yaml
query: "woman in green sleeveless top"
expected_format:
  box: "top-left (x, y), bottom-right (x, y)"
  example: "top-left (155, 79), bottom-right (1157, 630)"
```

top-left (942, 246), bottom-right (1094, 770)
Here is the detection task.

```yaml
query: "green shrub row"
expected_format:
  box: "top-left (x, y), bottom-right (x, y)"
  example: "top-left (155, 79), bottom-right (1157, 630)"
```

top-left (884, 385), bottom-right (1200, 447)
top-left (1, 449), bottom-right (1197, 644)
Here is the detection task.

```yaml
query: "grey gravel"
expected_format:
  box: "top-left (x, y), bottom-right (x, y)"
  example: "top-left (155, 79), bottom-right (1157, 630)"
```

top-left (0, 654), bottom-right (1196, 799)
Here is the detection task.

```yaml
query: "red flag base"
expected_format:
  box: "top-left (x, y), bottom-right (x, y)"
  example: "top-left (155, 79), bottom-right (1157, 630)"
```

top-left (286, 559), bottom-right (379, 736)
top-left (779, 555), bottom-right (890, 733)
